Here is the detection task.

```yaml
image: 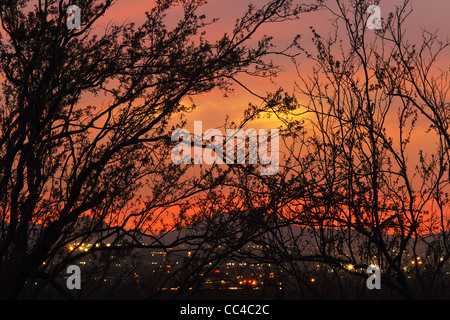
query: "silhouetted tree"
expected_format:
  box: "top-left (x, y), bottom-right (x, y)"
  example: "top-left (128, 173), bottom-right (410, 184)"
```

top-left (0, 0), bottom-right (319, 298)
top-left (230, 0), bottom-right (449, 299)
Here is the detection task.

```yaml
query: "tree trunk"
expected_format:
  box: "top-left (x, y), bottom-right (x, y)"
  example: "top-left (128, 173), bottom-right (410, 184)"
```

top-left (0, 251), bottom-right (26, 299)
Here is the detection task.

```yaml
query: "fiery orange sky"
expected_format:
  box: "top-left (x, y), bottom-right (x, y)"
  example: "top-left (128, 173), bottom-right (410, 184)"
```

top-left (123, 0), bottom-right (446, 229)
top-left (87, 0), bottom-right (450, 203)
top-left (93, 0), bottom-right (450, 133)
top-left (86, 2), bottom-right (450, 212)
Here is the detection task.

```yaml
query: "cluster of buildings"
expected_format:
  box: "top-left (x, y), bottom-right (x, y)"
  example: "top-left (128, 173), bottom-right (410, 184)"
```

top-left (59, 222), bottom-right (450, 298)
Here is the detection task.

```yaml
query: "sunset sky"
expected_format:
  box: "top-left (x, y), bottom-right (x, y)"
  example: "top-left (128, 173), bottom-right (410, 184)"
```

top-left (80, 0), bottom-right (450, 186)
top-left (90, 0), bottom-right (450, 134)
